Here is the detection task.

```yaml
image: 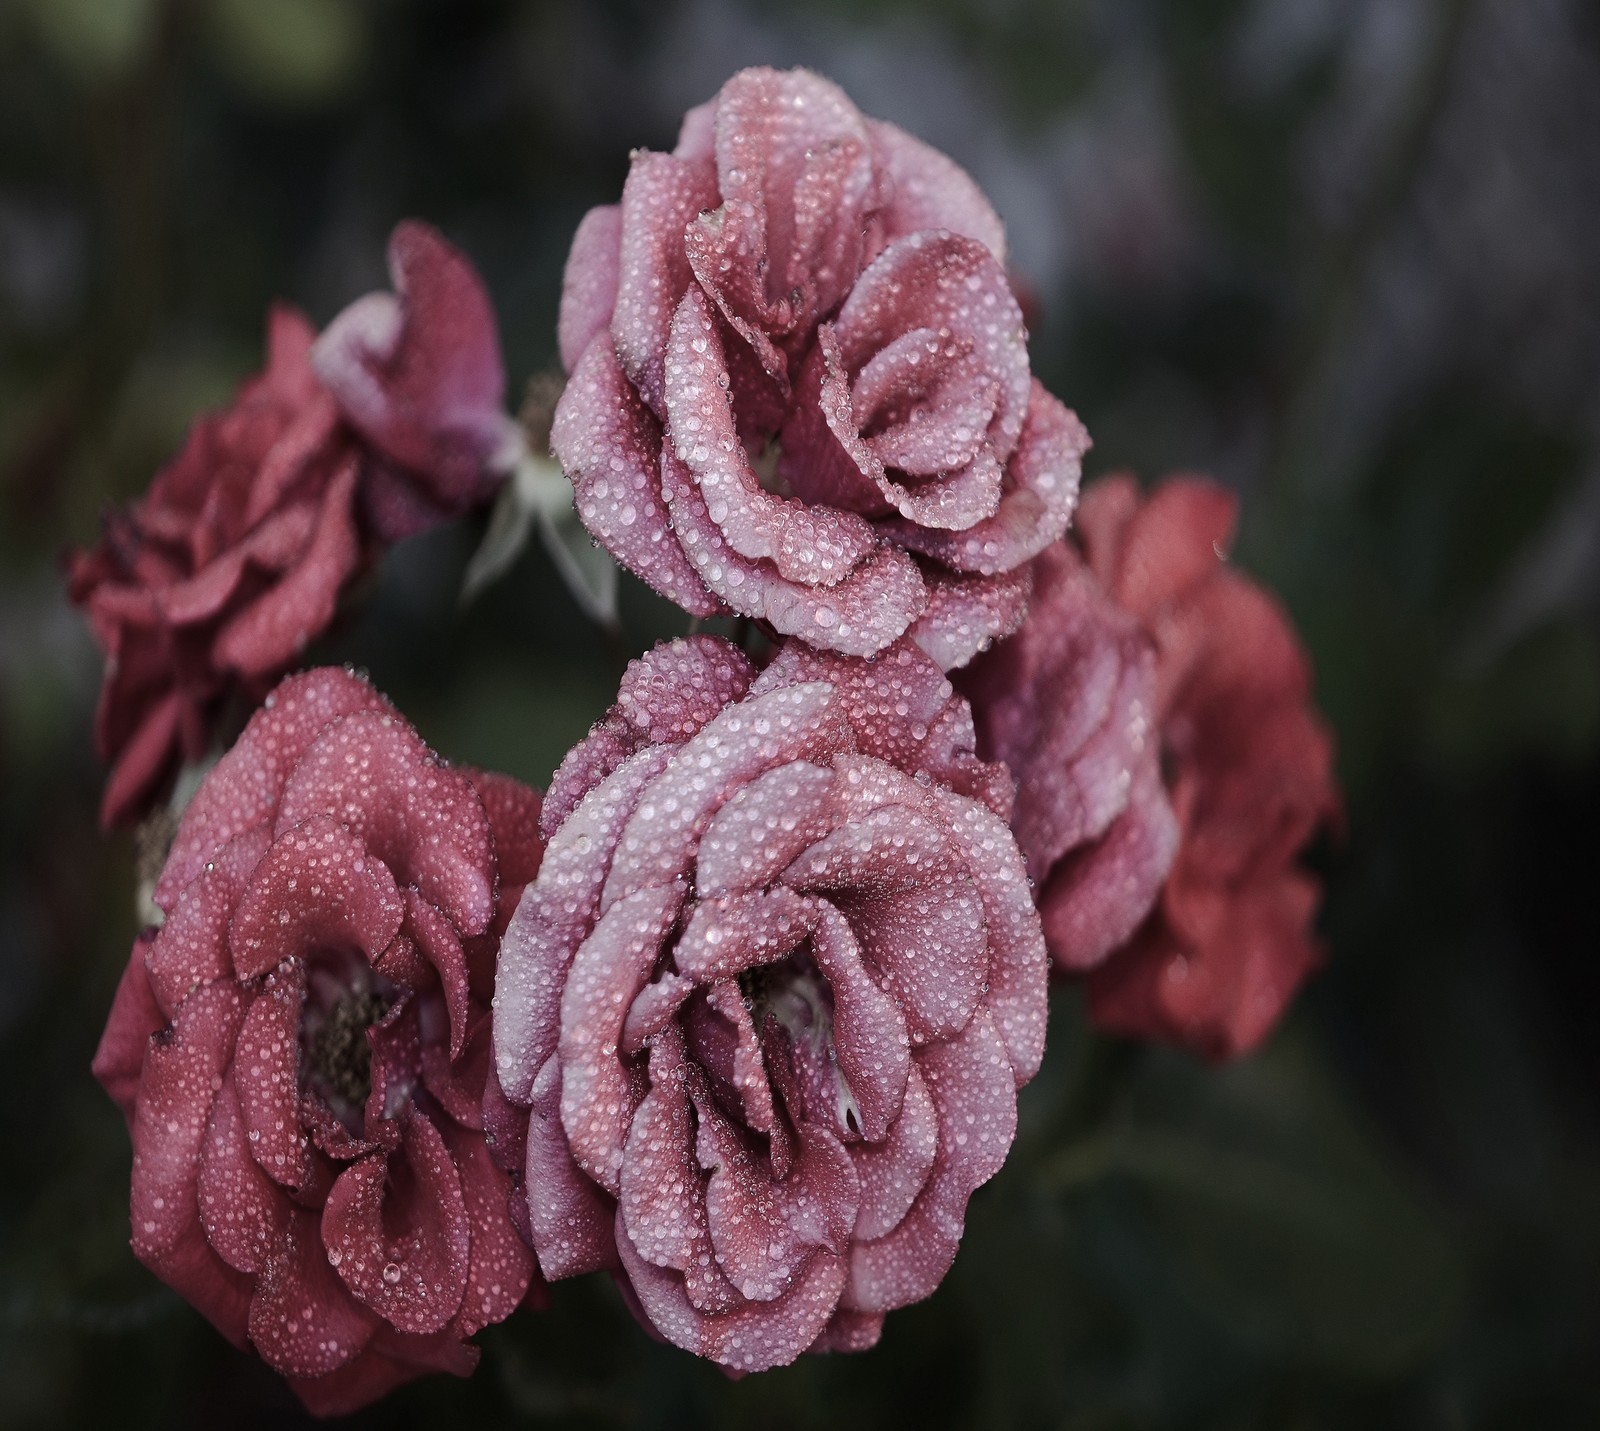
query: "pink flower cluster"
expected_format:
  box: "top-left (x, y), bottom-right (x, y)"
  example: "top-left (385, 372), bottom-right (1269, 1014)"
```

top-left (80, 65), bottom-right (1339, 1413)
top-left (69, 222), bottom-right (514, 829)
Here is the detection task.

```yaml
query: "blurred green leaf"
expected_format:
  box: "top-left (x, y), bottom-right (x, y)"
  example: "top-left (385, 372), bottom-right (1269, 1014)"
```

top-left (200, 0), bottom-right (364, 105)
top-left (1045, 1036), bottom-right (1466, 1380)
top-left (12, 0), bottom-right (157, 82)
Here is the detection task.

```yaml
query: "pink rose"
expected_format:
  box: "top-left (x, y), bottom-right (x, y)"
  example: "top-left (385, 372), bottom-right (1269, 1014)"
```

top-left (69, 222), bottom-right (513, 828)
top-left (91, 668), bottom-right (541, 1414)
top-left (492, 635), bottom-right (1047, 1370)
top-left (959, 541), bottom-right (1180, 972)
top-left (551, 67), bottom-right (1088, 667)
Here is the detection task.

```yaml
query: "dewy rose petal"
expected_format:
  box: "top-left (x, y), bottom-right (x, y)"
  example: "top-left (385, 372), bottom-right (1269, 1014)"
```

top-left (92, 667), bottom-right (541, 1415)
top-left (550, 66), bottom-right (1089, 667)
top-left (69, 222), bottom-right (513, 829)
top-left (963, 475), bottom-right (1339, 1060)
top-left (492, 635), bottom-right (1048, 1372)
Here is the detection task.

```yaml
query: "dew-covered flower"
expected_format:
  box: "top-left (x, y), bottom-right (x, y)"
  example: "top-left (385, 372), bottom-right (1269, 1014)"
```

top-left (69, 222), bottom-right (514, 829)
top-left (491, 635), bottom-right (1047, 1371)
top-left (959, 541), bottom-right (1179, 972)
top-left (92, 667), bottom-right (541, 1414)
top-left (551, 66), bottom-right (1087, 668)
top-left (967, 476), bottom-right (1338, 1059)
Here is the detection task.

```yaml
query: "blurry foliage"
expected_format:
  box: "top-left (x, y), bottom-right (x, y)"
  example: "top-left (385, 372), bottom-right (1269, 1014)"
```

top-left (2, 0), bottom-right (1598, 1427)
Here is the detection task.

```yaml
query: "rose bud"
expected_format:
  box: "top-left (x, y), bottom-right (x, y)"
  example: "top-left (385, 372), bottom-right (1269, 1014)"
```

top-left (965, 475), bottom-right (1339, 1060)
top-left (91, 667), bottom-right (542, 1415)
top-left (69, 221), bottom-right (513, 829)
top-left (551, 66), bottom-right (1088, 668)
top-left (492, 635), bottom-right (1047, 1371)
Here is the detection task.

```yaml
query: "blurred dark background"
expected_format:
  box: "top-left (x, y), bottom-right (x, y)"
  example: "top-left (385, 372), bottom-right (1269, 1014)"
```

top-left (2, 0), bottom-right (1598, 1426)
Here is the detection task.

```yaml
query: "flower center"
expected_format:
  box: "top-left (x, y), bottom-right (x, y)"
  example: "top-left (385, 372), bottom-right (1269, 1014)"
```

top-left (739, 953), bottom-right (861, 1136)
top-left (304, 986), bottom-right (392, 1121)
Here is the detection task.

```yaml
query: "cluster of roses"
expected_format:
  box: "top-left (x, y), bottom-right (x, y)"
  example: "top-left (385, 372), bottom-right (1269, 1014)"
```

top-left (74, 69), bottom-right (1337, 1414)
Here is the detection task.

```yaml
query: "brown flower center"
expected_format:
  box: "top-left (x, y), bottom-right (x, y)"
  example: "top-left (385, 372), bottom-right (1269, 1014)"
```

top-left (304, 987), bottom-right (392, 1116)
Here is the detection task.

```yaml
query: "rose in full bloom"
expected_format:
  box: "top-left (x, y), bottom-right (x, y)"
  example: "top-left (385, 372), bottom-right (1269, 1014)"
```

top-left (91, 667), bottom-right (541, 1414)
top-left (551, 66), bottom-right (1088, 668)
top-left (966, 475), bottom-right (1338, 1059)
top-left (492, 635), bottom-right (1047, 1371)
top-left (69, 222), bottom-right (514, 829)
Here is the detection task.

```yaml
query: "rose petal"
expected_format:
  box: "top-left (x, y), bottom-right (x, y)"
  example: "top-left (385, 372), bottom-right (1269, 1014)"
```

top-left (620, 1027), bottom-right (742, 1315)
top-left (659, 444), bottom-right (928, 657)
top-left (233, 962), bottom-right (313, 1188)
top-left (559, 204), bottom-right (623, 375)
top-left (601, 682), bottom-right (852, 911)
top-left (158, 667), bottom-right (392, 907)
top-left (440, 1116), bottom-right (537, 1337)
top-left (1040, 764), bottom-right (1178, 972)
top-left (694, 761), bottom-right (838, 897)
top-left (92, 931), bottom-right (166, 1123)
top-left (228, 815), bottom-right (404, 981)
top-left (211, 457), bottom-right (361, 678)
top-left (494, 745), bottom-right (673, 1103)
top-left (848, 1063), bottom-right (938, 1241)
top-left (313, 220), bottom-right (511, 508)
top-left (785, 803), bottom-right (987, 1045)
top-left (559, 883), bottom-right (685, 1192)
top-left (931, 789), bottom-right (1050, 1083)
top-left (869, 119), bottom-right (1006, 259)
top-left (274, 710), bottom-right (494, 934)
top-left (909, 563), bottom-right (1033, 672)
top-left (844, 1009), bottom-right (1016, 1313)
top-left (524, 1056), bottom-right (618, 1280)
top-left (250, 1206), bottom-right (379, 1378)
top-left (553, 335), bottom-right (726, 618)
top-left (129, 980), bottom-right (252, 1344)
top-left (890, 382), bottom-right (1086, 576)
top-left (323, 1112), bottom-right (471, 1335)
top-left (611, 149), bottom-right (720, 413)
top-left (198, 1071), bottom-right (285, 1275)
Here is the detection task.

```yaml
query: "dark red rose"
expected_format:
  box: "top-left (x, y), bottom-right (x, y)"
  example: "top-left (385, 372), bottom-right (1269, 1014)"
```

top-left (967, 475), bottom-right (1338, 1060)
top-left (69, 222), bottom-right (513, 829)
top-left (491, 635), bottom-right (1047, 1371)
top-left (91, 668), bottom-right (541, 1415)
top-left (551, 67), bottom-right (1087, 668)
